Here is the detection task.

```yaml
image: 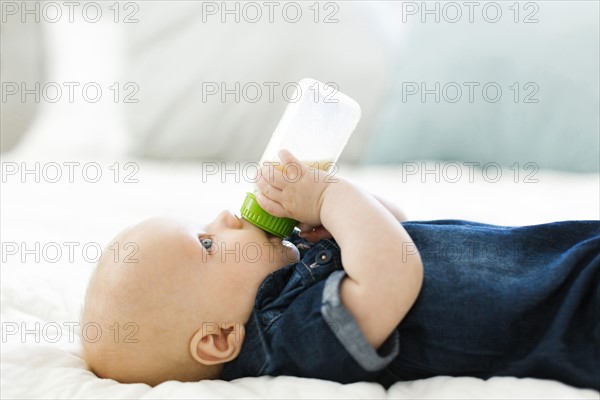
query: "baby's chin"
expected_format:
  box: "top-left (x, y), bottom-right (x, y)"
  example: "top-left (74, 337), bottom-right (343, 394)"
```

top-left (281, 239), bottom-right (300, 263)
top-left (265, 233), bottom-right (300, 265)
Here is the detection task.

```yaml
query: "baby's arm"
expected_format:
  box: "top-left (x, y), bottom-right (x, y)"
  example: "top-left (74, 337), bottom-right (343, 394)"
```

top-left (255, 150), bottom-right (423, 349)
top-left (372, 194), bottom-right (408, 222)
top-left (319, 179), bottom-right (422, 349)
top-left (297, 194), bottom-right (407, 242)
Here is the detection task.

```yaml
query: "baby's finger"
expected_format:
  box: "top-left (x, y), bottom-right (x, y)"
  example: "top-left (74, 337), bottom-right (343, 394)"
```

top-left (313, 227), bottom-right (333, 241)
top-left (299, 226), bottom-right (332, 242)
top-left (278, 149), bottom-right (308, 179)
top-left (299, 230), bottom-right (319, 242)
top-left (255, 192), bottom-right (287, 218)
top-left (260, 164), bottom-right (287, 189)
top-left (255, 174), bottom-right (283, 202)
top-left (297, 222), bottom-right (317, 232)
top-left (278, 148), bottom-right (302, 166)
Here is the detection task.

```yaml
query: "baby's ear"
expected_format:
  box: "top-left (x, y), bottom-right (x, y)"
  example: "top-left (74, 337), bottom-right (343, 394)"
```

top-left (189, 322), bottom-right (245, 366)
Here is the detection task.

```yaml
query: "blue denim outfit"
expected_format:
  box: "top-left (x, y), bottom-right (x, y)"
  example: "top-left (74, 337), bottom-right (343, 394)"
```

top-left (221, 220), bottom-right (600, 391)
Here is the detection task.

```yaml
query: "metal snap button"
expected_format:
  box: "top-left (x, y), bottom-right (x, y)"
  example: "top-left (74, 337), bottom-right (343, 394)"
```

top-left (315, 250), bottom-right (332, 265)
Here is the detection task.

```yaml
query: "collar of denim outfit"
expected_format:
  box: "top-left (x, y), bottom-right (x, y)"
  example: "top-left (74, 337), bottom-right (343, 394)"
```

top-left (253, 229), bottom-right (342, 313)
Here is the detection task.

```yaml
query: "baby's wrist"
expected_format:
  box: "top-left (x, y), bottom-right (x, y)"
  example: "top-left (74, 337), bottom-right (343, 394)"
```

top-left (318, 177), bottom-right (353, 226)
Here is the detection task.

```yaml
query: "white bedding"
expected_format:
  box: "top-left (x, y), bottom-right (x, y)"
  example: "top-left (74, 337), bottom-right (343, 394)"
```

top-left (1, 150), bottom-right (599, 399)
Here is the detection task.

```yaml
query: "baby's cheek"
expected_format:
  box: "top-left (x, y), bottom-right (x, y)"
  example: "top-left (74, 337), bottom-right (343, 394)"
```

top-left (284, 241), bottom-right (300, 263)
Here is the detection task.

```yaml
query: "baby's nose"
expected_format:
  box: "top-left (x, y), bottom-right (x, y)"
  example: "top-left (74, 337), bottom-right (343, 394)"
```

top-left (217, 209), bottom-right (242, 229)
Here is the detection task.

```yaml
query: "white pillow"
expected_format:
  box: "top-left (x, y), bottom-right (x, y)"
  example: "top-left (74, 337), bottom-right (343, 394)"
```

top-left (366, 1), bottom-right (599, 172)
top-left (121, 2), bottom-right (393, 162)
top-left (0, 18), bottom-right (44, 152)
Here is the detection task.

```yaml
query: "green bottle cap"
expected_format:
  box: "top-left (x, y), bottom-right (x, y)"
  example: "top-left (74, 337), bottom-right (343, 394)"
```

top-left (240, 192), bottom-right (297, 238)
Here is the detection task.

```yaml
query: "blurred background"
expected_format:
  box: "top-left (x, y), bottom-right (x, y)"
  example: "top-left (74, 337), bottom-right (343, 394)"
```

top-left (2, 0), bottom-right (599, 171)
top-left (2, 4), bottom-right (599, 397)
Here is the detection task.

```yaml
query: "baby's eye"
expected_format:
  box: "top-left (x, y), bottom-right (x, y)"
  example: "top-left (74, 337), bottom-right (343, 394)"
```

top-left (200, 238), bottom-right (213, 250)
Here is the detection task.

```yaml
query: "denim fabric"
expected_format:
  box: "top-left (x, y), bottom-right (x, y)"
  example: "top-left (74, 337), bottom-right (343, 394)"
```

top-left (221, 220), bottom-right (600, 391)
top-left (221, 233), bottom-right (399, 383)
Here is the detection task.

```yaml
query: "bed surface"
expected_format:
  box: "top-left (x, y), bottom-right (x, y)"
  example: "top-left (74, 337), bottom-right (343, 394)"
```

top-left (1, 153), bottom-right (599, 399)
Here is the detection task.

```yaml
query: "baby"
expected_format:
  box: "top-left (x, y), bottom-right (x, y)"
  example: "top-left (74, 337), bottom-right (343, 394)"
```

top-left (82, 150), bottom-right (599, 390)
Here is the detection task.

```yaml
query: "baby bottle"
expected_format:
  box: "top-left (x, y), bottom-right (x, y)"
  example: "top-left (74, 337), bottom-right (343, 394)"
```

top-left (240, 78), bottom-right (362, 237)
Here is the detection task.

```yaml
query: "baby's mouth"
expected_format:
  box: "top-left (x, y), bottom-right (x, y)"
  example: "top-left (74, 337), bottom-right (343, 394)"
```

top-left (265, 231), bottom-right (284, 245)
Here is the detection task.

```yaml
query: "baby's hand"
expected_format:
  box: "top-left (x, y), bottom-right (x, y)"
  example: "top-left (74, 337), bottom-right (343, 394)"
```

top-left (255, 149), bottom-right (330, 227)
top-left (297, 223), bottom-right (333, 242)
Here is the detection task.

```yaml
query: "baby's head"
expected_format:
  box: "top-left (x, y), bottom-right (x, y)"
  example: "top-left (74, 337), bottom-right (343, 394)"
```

top-left (81, 211), bottom-right (299, 385)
